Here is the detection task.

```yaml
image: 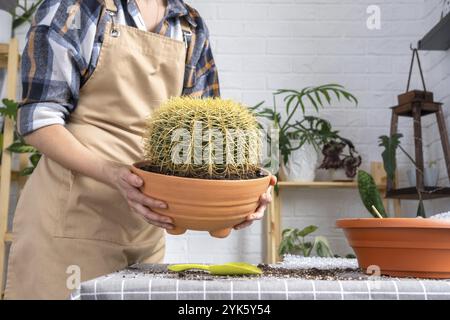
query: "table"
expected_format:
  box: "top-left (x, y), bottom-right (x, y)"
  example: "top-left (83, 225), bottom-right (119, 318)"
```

top-left (70, 264), bottom-right (450, 300)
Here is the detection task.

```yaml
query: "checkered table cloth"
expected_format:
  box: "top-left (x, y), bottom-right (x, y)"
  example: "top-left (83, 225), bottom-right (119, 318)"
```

top-left (70, 264), bottom-right (450, 300)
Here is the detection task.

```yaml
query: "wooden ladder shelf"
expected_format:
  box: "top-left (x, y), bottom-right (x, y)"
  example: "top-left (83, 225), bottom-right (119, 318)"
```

top-left (0, 38), bottom-right (20, 299)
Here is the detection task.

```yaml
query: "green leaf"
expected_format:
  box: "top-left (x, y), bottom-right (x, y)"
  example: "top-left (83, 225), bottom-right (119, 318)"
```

top-left (282, 228), bottom-right (295, 237)
top-left (7, 142), bottom-right (37, 154)
top-left (12, 0), bottom-right (44, 30)
top-left (357, 170), bottom-right (388, 218)
top-left (249, 101), bottom-right (265, 112)
top-left (20, 166), bottom-right (35, 176)
top-left (313, 236), bottom-right (334, 257)
top-left (378, 134), bottom-right (403, 182)
top-left (0, 99), bottom-right (19, 120)
top-left (314, 90), bottom-right (323, 107)
top-left (296, 225), bottom-right (318, 237)
top-left (29, 153), bottom-right (42, 167)
top-left (320, 89), bottom-right (331, 104)
top-left (306, 93), bottom-right (319, 112)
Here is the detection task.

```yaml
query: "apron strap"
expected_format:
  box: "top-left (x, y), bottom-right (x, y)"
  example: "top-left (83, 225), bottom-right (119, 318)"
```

top-left (102, 0), bottom-right (120, 37)
top-left (180, 17), bottom-right (194, 66)
top-left (180, 18), bottom-right (192, 48)
top-left (104, 0), bottom-right (118, 12)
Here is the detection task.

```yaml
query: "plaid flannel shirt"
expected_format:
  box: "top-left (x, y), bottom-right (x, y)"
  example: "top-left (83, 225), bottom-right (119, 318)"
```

top-left (18, 0), bottom-right (220, 136)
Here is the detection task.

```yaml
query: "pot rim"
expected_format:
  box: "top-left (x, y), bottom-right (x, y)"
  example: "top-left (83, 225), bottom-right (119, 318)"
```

top-left (132, 161), bottom-right (272, 183)
top-left (336, 218), bottom-right (450, 229)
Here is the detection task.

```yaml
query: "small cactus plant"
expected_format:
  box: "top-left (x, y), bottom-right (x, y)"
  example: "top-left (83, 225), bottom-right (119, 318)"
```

top-left (143, 97), bottom-right (263, 180)
top-left (357, 170), bottom-right (388, 218)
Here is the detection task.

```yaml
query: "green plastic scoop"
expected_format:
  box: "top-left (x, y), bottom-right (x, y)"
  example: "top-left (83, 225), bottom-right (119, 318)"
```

top-left (168, 262), bottom-right (262, 276)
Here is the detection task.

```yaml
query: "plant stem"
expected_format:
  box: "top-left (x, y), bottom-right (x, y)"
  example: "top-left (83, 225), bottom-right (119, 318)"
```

top-left (371, 205), bottom-right (384, 219)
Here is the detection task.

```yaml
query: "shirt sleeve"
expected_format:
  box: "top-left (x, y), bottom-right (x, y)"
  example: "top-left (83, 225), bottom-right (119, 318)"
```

top-left (181, 12), bottom-right (220, 98)
top-left (17, 0), bottom-right (100, 136)
top-left (185, 37), bottom-right (220, 98)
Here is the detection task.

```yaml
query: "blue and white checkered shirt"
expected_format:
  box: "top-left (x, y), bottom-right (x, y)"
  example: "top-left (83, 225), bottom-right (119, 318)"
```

top-left (18, 0), bottom-right (220, 136)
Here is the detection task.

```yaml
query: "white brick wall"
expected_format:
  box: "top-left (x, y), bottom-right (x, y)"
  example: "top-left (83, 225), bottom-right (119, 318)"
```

top-left (8, 0), bottom-right (449, 264)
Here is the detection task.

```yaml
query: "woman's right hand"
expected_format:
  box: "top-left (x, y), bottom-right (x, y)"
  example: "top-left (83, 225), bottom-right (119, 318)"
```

top-left (104, 162), bottom-right (174, 230)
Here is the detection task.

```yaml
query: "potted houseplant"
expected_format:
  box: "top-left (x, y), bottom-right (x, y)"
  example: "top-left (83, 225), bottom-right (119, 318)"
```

top-left (279, 225), bottom-right (333, 257)
top-left (336, 169), bottom-right (450, 279)
top-left (131, 97), bottom-right (272, 238)
top-left (252, 84), bottom-right (358, 182)
top-left (318, 138), bottom-right (361, 181)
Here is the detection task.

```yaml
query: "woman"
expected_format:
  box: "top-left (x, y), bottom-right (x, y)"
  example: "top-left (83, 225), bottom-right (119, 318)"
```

top-left (5, 0), bottom-right (275, 299)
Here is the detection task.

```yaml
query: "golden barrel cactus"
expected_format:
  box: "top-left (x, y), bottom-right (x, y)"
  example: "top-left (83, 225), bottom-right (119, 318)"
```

top-left (143, 97), bottom-right (262, 179)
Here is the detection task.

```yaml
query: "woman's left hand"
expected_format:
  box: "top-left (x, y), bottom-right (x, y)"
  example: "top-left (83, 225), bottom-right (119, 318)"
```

top-left (234, 175), bottom-right (277, 230)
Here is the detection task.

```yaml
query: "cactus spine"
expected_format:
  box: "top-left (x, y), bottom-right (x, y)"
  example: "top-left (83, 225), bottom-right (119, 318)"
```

top-left (144, 97), bottom-right (262, 179)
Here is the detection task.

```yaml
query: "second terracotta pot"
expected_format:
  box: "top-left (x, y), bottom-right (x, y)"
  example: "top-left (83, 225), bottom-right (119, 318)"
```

top-left (131, 162), bottom-right (272, 238)
top-left (337, 218), bottom-right (450, 279)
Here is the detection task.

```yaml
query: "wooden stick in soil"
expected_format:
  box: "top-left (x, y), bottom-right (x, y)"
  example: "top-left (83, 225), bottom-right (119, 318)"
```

top-left (371, 205), bottom-right (384, 219)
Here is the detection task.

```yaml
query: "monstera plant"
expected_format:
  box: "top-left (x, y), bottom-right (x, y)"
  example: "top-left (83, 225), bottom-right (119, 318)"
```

top-left (132, 97), bottom-right (272, 238)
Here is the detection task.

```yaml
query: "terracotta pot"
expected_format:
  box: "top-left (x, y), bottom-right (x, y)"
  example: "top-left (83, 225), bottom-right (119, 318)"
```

top-left (131, 161), bottom-right (272, 238)
top-left (337, 218), bottom-right (450, 279)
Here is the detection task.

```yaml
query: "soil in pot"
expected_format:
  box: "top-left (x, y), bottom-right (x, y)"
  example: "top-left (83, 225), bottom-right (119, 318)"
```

top-left (140, 164), bottom-right (268, 180)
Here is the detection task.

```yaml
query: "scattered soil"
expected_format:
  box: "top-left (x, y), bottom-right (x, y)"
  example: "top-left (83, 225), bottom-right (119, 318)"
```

top-left (140, 165), bottom-right (268, 180)
top-left (256, 264), bottom-right (366, 281)
top-left (125, 264), bottom-right (368, 281)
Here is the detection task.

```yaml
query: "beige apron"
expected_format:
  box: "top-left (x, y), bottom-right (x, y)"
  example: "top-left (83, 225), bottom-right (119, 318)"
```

top-left (5, 0), bottom-right (187, 299)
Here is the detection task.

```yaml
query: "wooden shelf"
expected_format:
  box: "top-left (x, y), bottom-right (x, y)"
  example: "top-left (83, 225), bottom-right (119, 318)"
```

top-left (0, 43), bottom-right (20, 69)
top-left (391, 101), bottom-right (442, 117)
top-left (386, 187), bottom-right (450, 200)
top-left (0, 43), bottom-right (9, 69)
top-left (277, 181), bottom-right (384, 189)
top-left (418, 12), bottom-right (450, 51)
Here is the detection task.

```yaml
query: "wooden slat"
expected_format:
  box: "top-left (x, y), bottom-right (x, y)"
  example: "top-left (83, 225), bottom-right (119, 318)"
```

top-left (0, 38), bottom-right (19, 299)
top-left (436, 105), bottom-right (450, 181)
top-left (265, 188), bottom-right (280, 264)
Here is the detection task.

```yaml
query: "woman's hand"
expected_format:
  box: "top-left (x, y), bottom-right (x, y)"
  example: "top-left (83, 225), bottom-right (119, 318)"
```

top-left (105, 162), bottom-right (174, 230)
top-left (234, 175), bottom-right (277, 230)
